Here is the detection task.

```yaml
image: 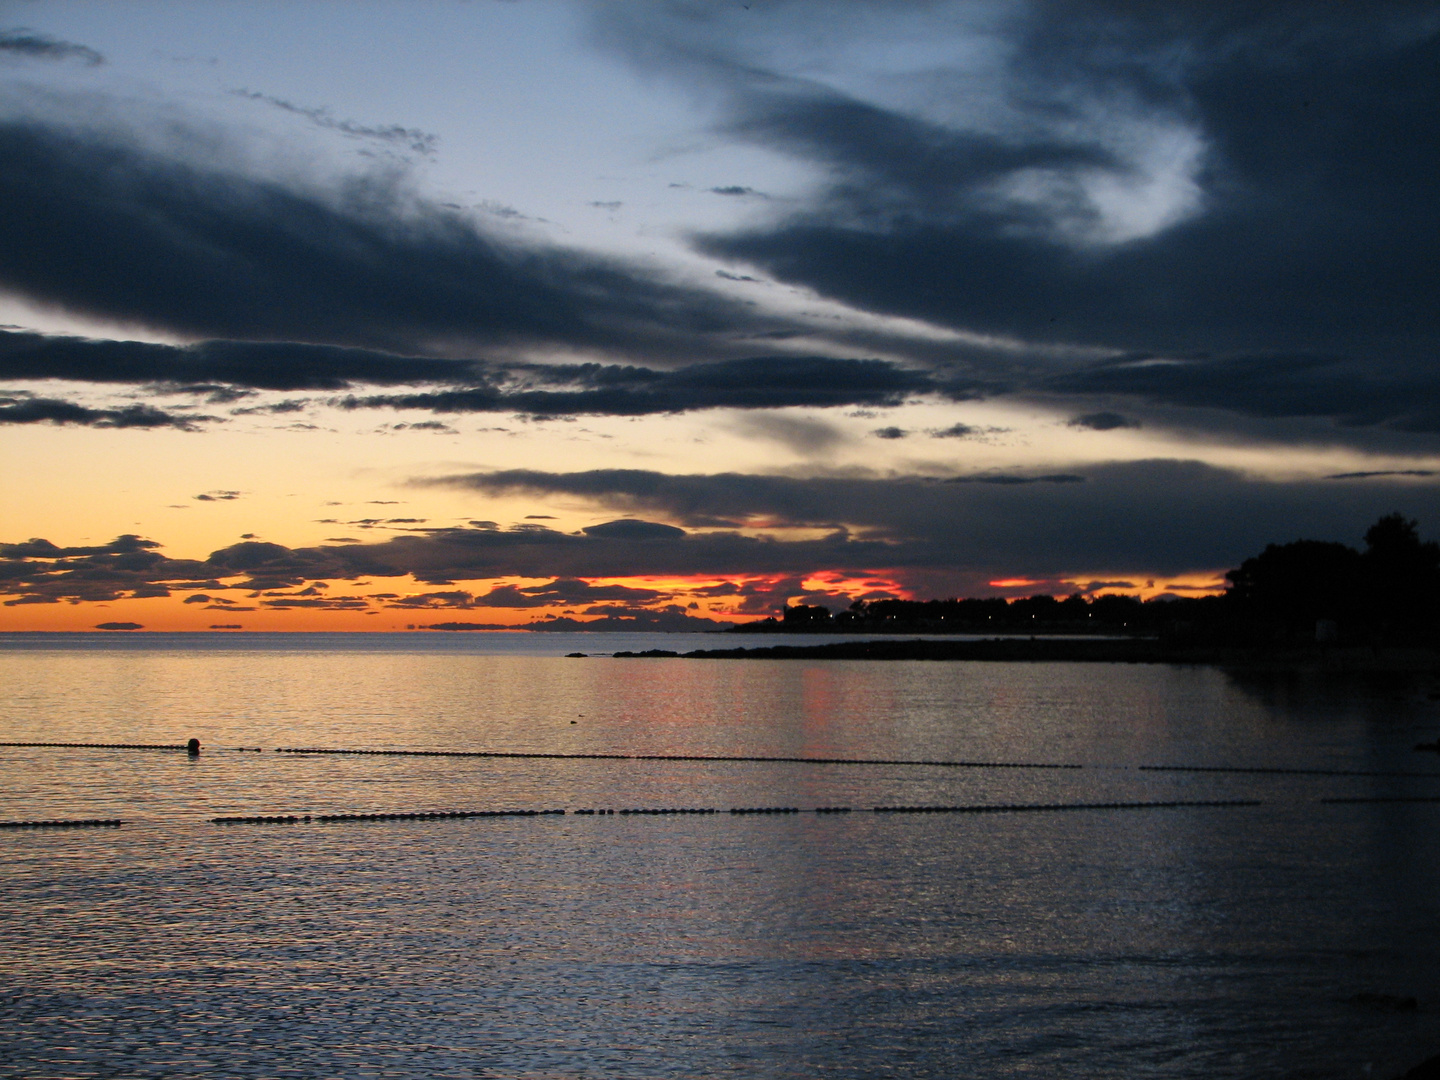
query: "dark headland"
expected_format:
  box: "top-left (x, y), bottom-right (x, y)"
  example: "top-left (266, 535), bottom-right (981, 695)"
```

top-left (620, 514), bottom-right (1440, 672)
top-left (617, 638), bottom-right (1440, 671)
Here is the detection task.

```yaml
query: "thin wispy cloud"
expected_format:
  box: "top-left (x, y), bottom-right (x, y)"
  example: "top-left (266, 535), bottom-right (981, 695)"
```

top-left (230, 89), bottom-right (439, 156)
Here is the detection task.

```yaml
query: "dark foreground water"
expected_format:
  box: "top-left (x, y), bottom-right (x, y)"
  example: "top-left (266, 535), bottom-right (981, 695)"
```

top-left (2, 633), bottom-right (1438, 1079)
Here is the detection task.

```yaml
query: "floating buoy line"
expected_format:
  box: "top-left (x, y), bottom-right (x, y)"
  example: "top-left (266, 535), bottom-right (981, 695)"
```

top-left (0, 741), bottom-right (195, 751)
top-left (203, 799), bottom-right (1265, 826)
top-left (5, 741), bottom-right (1440, 778)
top-left (213, 809), bottom-right (565, 824)
top-left (9, 798), bottom-right (1436, 833)
top-left (0, 818), bottom-right (123, 829)
top-left (1, 740), bottom-right (1433, 833)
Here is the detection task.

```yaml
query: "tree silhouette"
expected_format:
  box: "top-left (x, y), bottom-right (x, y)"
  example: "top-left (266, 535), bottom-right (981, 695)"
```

top-left (1361, 513), bottom-right (1440, 641)
top-left (736, 514), bottom-right (1440, 647)
top-left (782, 604), bottom-right (832, 627)
top-left (1224, 539), bottom-right (1362, 636)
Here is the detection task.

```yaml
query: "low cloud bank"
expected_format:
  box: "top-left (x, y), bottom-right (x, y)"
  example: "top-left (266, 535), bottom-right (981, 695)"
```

top-left (8, 462), bottom-right (1440, 610)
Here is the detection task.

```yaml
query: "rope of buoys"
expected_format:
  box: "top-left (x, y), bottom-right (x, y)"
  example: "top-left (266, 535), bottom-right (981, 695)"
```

top-left (14, 742), bottom-right (1435, 780)
top-left (4, 798), bottom-right (1423, 831)
top-left (0, 741), bottom-right (194, 751)
top-left (576, 808), bottom-right (718, 815)
top-left (0, 818), bottom-right (123, 829)
top-left (207, 800), bottom-right (1263, 825)
top-left (212, 809), bottom-right (566, 824)
top-left (730, 807), bottom-right (801, 814)
top-left (271, 746), bottom-right (1081, 770)
top-left (583, 807), bottom-right (840, 815)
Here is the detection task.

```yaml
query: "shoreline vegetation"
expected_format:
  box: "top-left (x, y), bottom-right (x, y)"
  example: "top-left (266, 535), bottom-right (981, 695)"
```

top-left (683, 513), bottom-right (1440, 672)
top-left (616, 637), bottom-right (1440, 671)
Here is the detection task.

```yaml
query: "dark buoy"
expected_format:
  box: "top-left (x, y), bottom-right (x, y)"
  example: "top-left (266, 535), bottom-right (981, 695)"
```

top-left (186, 738), bottom-right (201, 757)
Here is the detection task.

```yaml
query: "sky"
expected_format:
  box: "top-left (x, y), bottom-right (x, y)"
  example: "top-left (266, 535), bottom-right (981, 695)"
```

top-left (3, 0), bottom-right (1440, 632)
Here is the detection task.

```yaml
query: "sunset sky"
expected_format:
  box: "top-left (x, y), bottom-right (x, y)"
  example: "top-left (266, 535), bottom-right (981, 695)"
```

top-left (3, 0), bottom-right (1440, 631)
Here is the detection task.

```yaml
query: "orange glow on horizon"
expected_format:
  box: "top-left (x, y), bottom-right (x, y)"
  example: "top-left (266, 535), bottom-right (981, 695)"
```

top-left (2, 572), bottom-right (816, 632)
top-left (1065, 573), bottom-right (1228, 601)
top-left (0, 564), bottom-right (1231, 632)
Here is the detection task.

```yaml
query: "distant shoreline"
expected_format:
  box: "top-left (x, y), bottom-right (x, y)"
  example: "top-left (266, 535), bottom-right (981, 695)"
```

top-left (618, 637), bottom-right (1440, 671)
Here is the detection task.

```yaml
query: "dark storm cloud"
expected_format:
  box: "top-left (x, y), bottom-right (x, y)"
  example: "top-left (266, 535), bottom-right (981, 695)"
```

top-left (333, 523), bottom-right (898, 583)
top-left (610, 1), bottom-right (1440, 432)
top-left (0, 28), bottom-right (103, 66)
top-left (342, 355), bottom-right (953, 416)
top-left (0, 329), bottom-right (471, 390)
top-left (1048, 355), bottom-right (1440, 434)
top-left (0, 392), bottom-right (214, 430)
top-left (4, 6), bottom-right (1436, 444)
top-left (716, 80), bottom-right (1111, 222)
top-left (2, 324), bottom-right (961, 416)
top-left (0, 120), bottom-right (779, 361)
top-left (421, 467), bottom-right (1084, 530)
top-left (418, 461), bottom-right (1440, 580)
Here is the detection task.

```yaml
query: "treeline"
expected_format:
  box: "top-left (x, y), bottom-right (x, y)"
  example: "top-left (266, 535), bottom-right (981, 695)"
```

top-left (734, 514), bottom-right (1440, 647)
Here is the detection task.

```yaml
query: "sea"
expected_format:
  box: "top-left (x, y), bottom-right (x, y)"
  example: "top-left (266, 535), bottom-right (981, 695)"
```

top-left (2, 631), bottom-right (1438, 1079)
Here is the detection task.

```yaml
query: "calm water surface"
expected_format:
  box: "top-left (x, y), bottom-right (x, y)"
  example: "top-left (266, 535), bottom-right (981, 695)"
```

top-left (2, 633), bottom-right (1438, 1078)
